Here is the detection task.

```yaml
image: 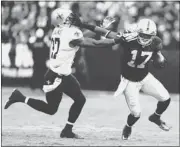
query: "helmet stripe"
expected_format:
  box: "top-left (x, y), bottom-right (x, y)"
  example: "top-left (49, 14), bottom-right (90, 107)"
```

top-left (147, 20), bottom-right (150, 31)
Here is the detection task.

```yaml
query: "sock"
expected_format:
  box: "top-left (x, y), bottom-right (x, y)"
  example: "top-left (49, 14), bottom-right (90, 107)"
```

top-left (127, 114), bottom-right (140, 127)
top-left (25, 97), bottom-right (30, 104)
top-left (155, 98), bottom-right (171, 115)
top-left (152, 112), bottom-right (161, 120)
top-left (64, 122), bottom-right (74, 131)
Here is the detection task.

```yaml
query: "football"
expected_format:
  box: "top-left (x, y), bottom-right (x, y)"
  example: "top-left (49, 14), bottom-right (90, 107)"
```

top-left (152, 53), bottom-right (167, 68)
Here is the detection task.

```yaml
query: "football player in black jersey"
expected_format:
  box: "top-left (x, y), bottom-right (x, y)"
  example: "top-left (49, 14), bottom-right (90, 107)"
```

top-left (80, 18), bottom-right (171, 140)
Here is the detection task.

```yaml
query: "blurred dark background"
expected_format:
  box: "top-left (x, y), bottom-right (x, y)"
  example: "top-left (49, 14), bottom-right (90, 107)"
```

top-left (1, 1), bottom-right (179, 93)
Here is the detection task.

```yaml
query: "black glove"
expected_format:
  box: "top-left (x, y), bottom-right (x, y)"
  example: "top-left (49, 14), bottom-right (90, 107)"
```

top-left (153, 58), bottom-right (167, 69)
top-left (69, 13), bottom-right (82, 28)
top-left (152, 54), bottom-right (167, 69)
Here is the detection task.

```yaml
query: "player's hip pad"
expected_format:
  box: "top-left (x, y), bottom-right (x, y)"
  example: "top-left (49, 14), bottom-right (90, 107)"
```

top-left (42, 69), bottom-right (63, 93)
top-left (43, 77), bottom-right (62, 93)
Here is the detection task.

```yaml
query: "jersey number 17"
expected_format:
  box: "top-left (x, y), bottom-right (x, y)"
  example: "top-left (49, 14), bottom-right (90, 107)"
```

top-left (128, 50), bottom-right (153, 68)
top-left (51, 37), bottom-right (60, 59)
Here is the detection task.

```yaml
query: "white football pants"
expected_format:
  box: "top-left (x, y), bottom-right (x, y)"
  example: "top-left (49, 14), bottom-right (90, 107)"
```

top-left (114, 73), bottom-right (170, 117)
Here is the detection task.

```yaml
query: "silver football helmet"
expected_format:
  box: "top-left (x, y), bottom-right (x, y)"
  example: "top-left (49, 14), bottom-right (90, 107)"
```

top-left (137, 18), bottom-right (157, 46)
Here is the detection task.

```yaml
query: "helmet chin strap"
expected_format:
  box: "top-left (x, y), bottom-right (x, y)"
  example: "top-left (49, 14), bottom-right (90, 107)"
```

top-left (137, 36), bottom-right (152, 46)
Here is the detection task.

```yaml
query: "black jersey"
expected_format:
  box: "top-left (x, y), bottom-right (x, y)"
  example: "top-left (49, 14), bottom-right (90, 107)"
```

top-left (120, 36), bottom-right (162, 81)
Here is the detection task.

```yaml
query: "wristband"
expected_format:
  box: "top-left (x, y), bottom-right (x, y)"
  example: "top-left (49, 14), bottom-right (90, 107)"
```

top-left (104, 30), bottom-right (111, 38)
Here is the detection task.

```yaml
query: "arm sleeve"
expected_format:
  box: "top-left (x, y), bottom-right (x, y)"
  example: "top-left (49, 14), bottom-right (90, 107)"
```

top-left (82, 23), bottom-right (118, 39)
top-left (70, 37), bottom-right (117, 48)
top-left (94, 26), bottom-right (118, 38)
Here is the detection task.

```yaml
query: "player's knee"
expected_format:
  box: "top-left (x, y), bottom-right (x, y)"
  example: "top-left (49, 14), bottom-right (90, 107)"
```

top-left (159, 90), bottom-right (170, 101)
top-left (133, 112), bottom-right (141, 117)
top-left (47, 107), bottom-right (58, 115)
top-left (161, 97), bottom-right (171, 104)
top-left (81, 97), bottom-right (86, 105)
top-left (131, 109), bottom-right (141, 117)
top-left (75, 94), bottom-right (86, 107)
top-left (79, 95), bottom-right (86, 106)
top-left (154, 83), bottom-right (170, 101)
top-left (129, 104), bottom-right (141, 117)
top-left (164, 92), bottom-right (170, 101)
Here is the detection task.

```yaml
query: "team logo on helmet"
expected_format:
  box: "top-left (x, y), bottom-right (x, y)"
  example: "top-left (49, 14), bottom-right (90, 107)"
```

top-left (51, 8), bottom-right (80, 27)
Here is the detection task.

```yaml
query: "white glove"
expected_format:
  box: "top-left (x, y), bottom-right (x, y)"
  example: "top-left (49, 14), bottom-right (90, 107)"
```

top-left (122, 32), bottom-right (138, 42)
top-left (101, 16), bottom-right (116, 29)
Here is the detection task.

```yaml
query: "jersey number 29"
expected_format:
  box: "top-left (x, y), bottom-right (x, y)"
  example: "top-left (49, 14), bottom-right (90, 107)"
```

top-left (128, 50), bottom-right (153, 68)
top-left (51, 37), bottom-right (60, 59)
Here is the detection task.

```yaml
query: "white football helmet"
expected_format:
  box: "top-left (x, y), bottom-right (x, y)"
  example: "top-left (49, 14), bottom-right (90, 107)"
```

top-left (51, 8), bottom-right (80, 27)
top-left (137, 18), bottom-right (157, 46)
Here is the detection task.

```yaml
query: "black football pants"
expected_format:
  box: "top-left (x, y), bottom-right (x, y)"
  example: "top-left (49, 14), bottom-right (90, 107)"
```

top-left (27, 73), bottom-right (86, 123)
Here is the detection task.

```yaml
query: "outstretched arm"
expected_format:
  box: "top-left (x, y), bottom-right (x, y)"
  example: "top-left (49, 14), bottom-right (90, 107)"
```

top-left (69, 37), bottom-right (121, 48)
top-left (82, 23), bottom-right (138, 43)
top-left (82, 23), bottom-right (120, 39)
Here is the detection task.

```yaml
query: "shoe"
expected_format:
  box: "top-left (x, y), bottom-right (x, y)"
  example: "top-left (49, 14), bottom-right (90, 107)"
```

top-left (4, 89), bottom-right (25, 109)
top-left (60, 129), bottom-right (83, 139)
top-left (122, 125), bottom-right (132, 140)
top-left (149, 114), bottom-right (172, 131)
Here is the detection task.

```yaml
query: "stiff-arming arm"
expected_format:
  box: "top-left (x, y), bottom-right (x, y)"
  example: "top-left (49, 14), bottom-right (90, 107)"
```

top-left (69, 37), bottom-right (121, 48)
top-left (82, 23), bottom-right (120, 39)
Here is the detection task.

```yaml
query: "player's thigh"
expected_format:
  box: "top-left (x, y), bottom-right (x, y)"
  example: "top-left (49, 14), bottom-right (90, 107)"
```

top-left (124, 81), bottom-right (141, 116)
top-left (63, 74), bottom-right (85, 101)
top-left (45, 85), bottom-right (63, 108)
top-left (141, 73), bottom-right (170, 101)
top-left (43, 69), bottom-right (64, 108)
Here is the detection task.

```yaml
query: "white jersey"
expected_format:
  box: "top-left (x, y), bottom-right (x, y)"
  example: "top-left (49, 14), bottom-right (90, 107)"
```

top-left (48, 25), bottom-right (83, 76)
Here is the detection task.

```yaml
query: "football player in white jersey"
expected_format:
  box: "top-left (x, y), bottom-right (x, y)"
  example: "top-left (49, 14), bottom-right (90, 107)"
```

top-left (78, 18), bottom-right (171, 140)
top-left (4, 9), bottom-right (122, 139)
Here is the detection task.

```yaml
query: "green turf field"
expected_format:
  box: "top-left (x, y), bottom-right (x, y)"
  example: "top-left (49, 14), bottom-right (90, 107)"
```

top-left (1, 87), bottom-right (179, 146)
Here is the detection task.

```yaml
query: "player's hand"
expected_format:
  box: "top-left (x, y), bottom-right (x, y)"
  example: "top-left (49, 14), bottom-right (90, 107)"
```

top-left (152, 52), bottom-right (167, 69)
top-left (153, 59), bottom-right (167, 69)
top-left (122, 32), bottom-right (138, 42)
top-left (100, 16), bottom-right (116, 29)
top-left (72, 14), bottom-right (83, 28)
